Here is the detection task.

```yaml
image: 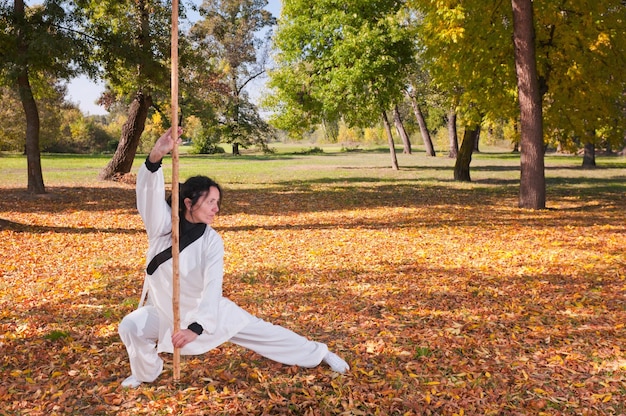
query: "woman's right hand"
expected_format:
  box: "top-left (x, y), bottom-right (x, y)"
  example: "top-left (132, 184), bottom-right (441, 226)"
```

top-left (148, 127), bottom-right (183, 163)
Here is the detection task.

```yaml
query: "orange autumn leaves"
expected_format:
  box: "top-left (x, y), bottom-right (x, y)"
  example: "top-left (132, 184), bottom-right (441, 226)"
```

top-left (1, 183), bottom-right (625, 415)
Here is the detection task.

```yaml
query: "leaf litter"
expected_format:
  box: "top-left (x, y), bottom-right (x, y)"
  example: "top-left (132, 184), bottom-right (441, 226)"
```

top-left (0, 182), bottom-right (625, 415)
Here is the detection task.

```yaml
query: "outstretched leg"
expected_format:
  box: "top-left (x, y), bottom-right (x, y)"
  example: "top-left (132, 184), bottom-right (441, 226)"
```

top-left (229, 317), bottom-right (349, 373)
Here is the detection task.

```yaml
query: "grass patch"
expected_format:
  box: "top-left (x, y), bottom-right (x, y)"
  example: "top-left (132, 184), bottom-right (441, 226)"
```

top-left (2, 146), bottom-right (625, 196)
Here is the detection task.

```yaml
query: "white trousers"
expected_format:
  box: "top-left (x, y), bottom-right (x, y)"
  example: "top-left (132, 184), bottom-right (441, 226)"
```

top-left (118, 305), bottom-right (329, 382)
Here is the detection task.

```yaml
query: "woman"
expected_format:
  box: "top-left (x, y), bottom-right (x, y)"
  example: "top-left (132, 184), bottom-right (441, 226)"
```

top-left (119, 128), bottom-right (349, 388)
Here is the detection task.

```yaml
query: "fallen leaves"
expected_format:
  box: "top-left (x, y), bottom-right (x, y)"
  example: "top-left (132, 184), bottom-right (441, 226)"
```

top-left (1, 181), bottom-right (625, 415)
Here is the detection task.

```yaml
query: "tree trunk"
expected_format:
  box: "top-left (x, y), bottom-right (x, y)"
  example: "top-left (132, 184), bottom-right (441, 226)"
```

top-left (474, 128), bottom-right (481, 152)
top-left (321, 119), bottom-right (339, 142)
top-left (454, 126), bottom-right (479, 182)
top-left (447, 109), bottom-right (459, 158)
top-left (99, 92), bottom-right (152, 180)
top-left (512, 0), bottom-right (545, 209)
top-left (18, 69), bottom-right (46, 194)
top-left (406, 91), bottom-right (435, 156)
top-left (15, 0), bottom-right (45, 194)
top-left (381, 110), bottom-right (399, 170)
top-left (392, 105), bottom-right (412, 154)
top-left (512, 121), bottom-right (520, 152)
top-left (231, 92), bottom-right (241, 155)
top-left (582, 142), bottom-right (596, 168)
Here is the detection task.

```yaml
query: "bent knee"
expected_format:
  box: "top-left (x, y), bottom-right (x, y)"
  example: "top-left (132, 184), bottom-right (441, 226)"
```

top-left (118, 307), bottom-right (159, 341)
top-left (118, 315), bottom-right (137, 338)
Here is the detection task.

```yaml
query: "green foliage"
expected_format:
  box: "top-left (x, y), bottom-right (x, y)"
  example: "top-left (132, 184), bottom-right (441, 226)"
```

top-left (74, 0), bottom-right (172, 101)
top-left (52, 108), bottom-right (116, 154)
top-left (0, 0), bottom-right (96, 82)
top-left (268, 0), bottom-right (417, 132)
top-left (292, 146), bottom-right (324, 155)
top-left (220, 100), bottom-right (275, 151)
top-left (414, 346), bottom-right (432, 358)
top-left (192, 127), bottom-right (226, 154)
top-left (263, 62), bottom-right (326, 136)
top-left (194, 141), bottom-right (226, 155)
top-left (193, 0), bottom-right (275, 65)
top-left (1, 0), bottom-right (100, 191)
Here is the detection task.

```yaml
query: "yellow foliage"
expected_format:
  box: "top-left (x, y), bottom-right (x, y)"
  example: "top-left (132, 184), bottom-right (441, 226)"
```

top-left (589, 32), bottom-right (611, 52)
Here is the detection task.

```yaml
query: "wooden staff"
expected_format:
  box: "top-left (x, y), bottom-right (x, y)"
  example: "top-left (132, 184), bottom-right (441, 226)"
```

top-left (170, 0), bottom-right (181, 382)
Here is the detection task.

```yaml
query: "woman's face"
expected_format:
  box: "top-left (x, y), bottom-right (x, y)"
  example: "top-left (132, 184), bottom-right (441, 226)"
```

top-left (184, 186), bottom-right (220, 225)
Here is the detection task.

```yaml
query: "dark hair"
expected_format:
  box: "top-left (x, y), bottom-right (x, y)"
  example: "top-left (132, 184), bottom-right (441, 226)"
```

top-left (167, 175), bottom-right (222, 215)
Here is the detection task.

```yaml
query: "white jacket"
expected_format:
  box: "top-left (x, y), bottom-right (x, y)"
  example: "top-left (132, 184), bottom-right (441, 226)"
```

top-left (136, 164), bottom-right (251, 355)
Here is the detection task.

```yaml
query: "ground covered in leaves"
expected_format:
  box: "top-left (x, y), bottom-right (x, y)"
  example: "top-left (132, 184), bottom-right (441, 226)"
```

top-left (1, 170), bottom-right (625, 415)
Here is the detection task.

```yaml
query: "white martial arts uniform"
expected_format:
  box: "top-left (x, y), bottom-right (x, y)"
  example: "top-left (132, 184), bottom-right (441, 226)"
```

top-left (118, 163), bottom-right (329, 383)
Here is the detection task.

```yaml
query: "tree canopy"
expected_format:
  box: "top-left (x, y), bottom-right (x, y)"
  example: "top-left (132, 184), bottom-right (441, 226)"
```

top-left (410, 0), bottom-right (626, 146)
top-left (190, 0), bottom-right (276, 154)
top-left (267, 0), bottom-right (416, 133)
top-left (1, 0), bottom-right (95, 193)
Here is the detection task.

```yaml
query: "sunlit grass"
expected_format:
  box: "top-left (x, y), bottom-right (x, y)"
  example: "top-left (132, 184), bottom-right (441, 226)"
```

top-left (2, 144), bottom-right (625, 200)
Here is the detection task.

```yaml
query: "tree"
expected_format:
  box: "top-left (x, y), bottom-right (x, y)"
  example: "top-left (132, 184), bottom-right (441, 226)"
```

top-left (446, 108), bottom-right (459, 158)
top-left (0, 82), bottom-right (115, 153)
top-left (411, 0), bottom-right (625, 206)
top-left (381, 110), bottom-right (400, 170)
top-left (411, 0), bottom-right (519, 184)
top-left (534, 1), bottom-right (626, 161)
top-left (75, 0), bottom-right (174, 180)
top-left (581, 141), bottom-right (596, 168)
top-left (393, 105), bottom-right (412, 154)
top-left (1, 0), bottom-right (93, 193)
top-left (191, 0), bottom-right (276, 155)
top-left (402, 11), bottom-right (437, 157)
top-left (512, 0), bottom-right (545, 209)
top-left (405, 88), bottom-right (435, 156)
top-left (454, 124), bottom-right (480, 182)
top-left (262, 59), bottom-right (327, 139)
top-left (269, 0), bottom-right (416, 169)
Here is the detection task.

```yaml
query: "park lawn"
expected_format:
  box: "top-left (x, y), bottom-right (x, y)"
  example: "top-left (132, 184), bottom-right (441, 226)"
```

top-left (0, 149), bottom-right (625, 415)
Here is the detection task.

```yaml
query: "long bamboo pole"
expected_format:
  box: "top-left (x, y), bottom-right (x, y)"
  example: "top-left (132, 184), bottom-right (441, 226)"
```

top-left (170, 0), bottom-right (181, 382)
